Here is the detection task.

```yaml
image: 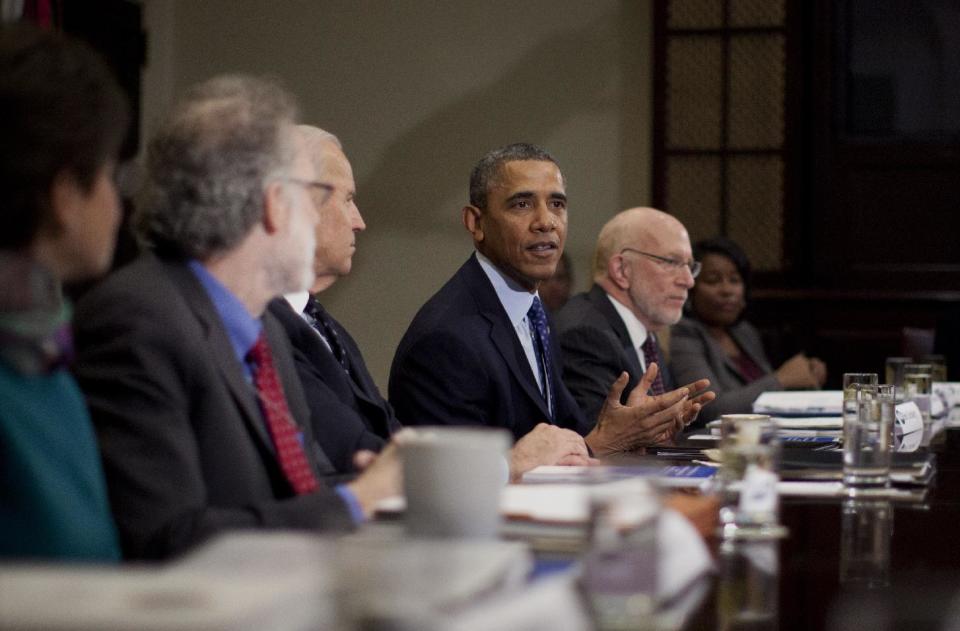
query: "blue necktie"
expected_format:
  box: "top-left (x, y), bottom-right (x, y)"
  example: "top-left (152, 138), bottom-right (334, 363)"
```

top-left (527, 296), bottom-right (555, 420)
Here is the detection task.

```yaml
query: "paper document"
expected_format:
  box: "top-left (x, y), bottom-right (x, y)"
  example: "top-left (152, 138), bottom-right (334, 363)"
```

top-left (719, 481), bottom-right (927, 501)
top-left (753, 390), bottom-right (843, 416)
top-left (707, 416), bottom-right (842, 432)
top-left (520, 464), bottom-right (716, 488)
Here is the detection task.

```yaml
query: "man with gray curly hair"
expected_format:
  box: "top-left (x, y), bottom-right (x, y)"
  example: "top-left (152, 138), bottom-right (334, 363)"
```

top-left (73, 76), bottom-right (401, 560)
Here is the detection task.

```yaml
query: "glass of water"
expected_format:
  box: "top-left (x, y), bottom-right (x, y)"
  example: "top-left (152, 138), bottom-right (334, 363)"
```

top-left (843, 372), bottom-right (878, 393)
top-left (903, 364), bottom-right (933, 431)
top-left (718, 414), bottom-right (785, 540)
top-left (884, 358), bottom-right (912, 389)
top-left (843, 384), bottom-right (894, 489)
top-left (843, 373), bottom-right (879, 427)
top-left (920, 354), bottom-right (948, 383)
top-left (839, 498), bottom-right (892, 589)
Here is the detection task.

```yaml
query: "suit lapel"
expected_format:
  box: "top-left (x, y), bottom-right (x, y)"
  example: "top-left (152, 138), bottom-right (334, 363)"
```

top-left (264, 314), bottom-right (336, 476)
top-left (163, 261), bottom-right (275, 456)
top-left (327, 318), bottom-right (382, 408)
top-left (463, 257), bottom-right (553, 421)
top-left (587, 284), bottom-right (644, 378)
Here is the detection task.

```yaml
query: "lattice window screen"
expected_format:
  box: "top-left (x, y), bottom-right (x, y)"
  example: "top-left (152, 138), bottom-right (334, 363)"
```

top-left (666, 38), bottom-right (724, 150)
top-left (659, 0), bottom-right (788, 272)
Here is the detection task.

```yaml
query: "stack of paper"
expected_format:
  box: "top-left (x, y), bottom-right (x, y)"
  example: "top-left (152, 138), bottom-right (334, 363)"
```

top-left (779, 450), bottom-right (936, 486)
top-left (706, 416), bottom-right (842, 440)
top-left (520, 464), bottom-right (717, 489)
top-left (752, 390), bottom-right (843, 416)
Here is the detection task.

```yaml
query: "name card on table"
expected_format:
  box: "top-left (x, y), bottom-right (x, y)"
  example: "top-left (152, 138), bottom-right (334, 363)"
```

top-left (933, 383), bottom-right (960, 426)
top-left (934, 382), bottom-right (960, 408)
top-left (740, 464), bottom-right (778, 515)
top-left (895, 401), bottom-right (924, 452)
top-left (895, 401), bottom-right (924, 435)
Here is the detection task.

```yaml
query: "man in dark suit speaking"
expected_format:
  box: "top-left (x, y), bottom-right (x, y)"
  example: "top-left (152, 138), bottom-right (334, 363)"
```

top-left (389, 144), bottom-right (712, 455)
top-left (73, 77), bottom-right (400, 560)
top-left (272, 127), bottom-right (591, 479)
top-left (555, 207), bottom-right (708, 425)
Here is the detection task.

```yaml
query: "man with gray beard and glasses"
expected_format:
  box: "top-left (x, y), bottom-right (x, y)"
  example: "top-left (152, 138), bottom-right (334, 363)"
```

top-left (73, 76), bottom-right (400, 561)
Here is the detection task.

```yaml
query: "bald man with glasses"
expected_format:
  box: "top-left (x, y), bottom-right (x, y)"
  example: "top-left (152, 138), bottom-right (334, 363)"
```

top-left (555, 207), bottom-right (713, 427)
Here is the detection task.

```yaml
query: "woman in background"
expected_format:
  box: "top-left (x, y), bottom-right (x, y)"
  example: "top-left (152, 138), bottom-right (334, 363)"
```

top-left (0, 25), bottom-right (129, 561)
top-left (670, 236), bottom-right (826, 422)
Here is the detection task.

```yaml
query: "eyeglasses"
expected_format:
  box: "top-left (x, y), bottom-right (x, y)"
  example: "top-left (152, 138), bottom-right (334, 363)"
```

top-left (276, 177), bottom-right (335, 205)
top-left (620, 247), bottom-right (701, 278)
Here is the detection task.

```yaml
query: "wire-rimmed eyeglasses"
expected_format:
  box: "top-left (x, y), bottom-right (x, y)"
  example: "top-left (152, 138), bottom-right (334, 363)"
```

top-left (620, 247), bottom-right (701, 278)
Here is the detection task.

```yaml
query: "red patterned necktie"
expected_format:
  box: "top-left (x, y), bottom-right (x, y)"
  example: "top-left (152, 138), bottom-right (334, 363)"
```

top-left (640, 335), bottom-right (666, 396)
top-left (247, 332), bottom-right (320, 495)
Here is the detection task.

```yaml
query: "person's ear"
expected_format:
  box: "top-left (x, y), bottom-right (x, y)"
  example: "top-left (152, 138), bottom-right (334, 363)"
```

top-left (261, 180), bottom-right (291, 234)
top-left (607, 254), bottom-right (631, 290)
top-left (462, 205), bottom-right (484, 243)
top-left (47, 168), bottom-right (85, 236)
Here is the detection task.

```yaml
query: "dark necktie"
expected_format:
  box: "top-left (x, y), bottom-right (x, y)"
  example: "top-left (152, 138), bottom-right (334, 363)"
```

top-left (526, 296), bottom-right (555, 420)
top-left (247, 332), bottom-right (320, 495)
top-left (640, 335), bottom-right (666, 396)
top-left (304, 298), bottom-right (349, 374)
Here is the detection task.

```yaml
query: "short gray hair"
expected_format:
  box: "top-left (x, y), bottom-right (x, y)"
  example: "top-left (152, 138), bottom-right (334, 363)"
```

top-left (136, 75), bottom-right (299, 258)
top-left (468, 143), bottom-right (559, 209)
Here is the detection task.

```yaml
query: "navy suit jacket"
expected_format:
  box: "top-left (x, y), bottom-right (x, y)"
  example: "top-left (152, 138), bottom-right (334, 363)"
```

top-left (73, 255), bottom-right (353, 560)
top-left (389, 254), bottom-right (592, 441)
top-left (268, 298), bottom-right (401, 473)
top-left (555, 284), bottom-right (674, 424)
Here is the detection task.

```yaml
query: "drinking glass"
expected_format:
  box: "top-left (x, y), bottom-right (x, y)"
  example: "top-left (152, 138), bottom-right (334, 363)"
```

top-left (903, 364), bottom-right (933, 432)
top-left (718, 414), bottom-right (785, 540)
top-left (843, 373), bottom-right (879, 424)
top-left (842, 384), bottom-right (894, 488)
top-left (920, 354), bottom-right (948, 383)
top-left (581, 479), bottom-right (660, 631)
top-left (884, 357), bottom-right (912, 389)
top-left (717, 539), bottom-right (779, 631)
top-left (843, 372), bottom-right (878, 392)
top-left (839, 499), bottom-right (892, 589)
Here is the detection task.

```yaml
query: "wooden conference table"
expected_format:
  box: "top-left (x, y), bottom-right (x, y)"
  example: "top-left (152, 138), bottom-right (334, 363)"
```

top-left (3, 435), bottom-right (958, 631)
top-left (612, 429), bottom-right (960, 631)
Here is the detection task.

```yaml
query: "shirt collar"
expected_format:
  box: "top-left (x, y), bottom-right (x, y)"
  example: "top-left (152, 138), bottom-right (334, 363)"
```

top-left (475, 252), bottom-right (538, 327)
top-left (284, 290), bottom-right (310, 315)
top-left (606, 292), bottom-right (650, 351)
top-left (188, 260), bottom-right (262, 364)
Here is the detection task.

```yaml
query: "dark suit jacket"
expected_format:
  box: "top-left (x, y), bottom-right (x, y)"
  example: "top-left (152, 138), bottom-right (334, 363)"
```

top-left (554, 284), bottom-right (674, 424)
top-left (389, 255), bottom-right (592, 441)
top-left (72, 254), bottom-right (354, 560)
top-left (669, 316), bottom-right (780, 422)
top-left (268, 298), bottom-right (401, 473)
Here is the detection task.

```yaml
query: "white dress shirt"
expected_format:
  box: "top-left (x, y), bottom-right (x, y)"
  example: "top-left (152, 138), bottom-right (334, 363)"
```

top-left (475, 253), bottom-right (552, 412)
top-left (283, 290), bottom-right (334, 353)
top-left (606, 293), bottom-right (653, 371)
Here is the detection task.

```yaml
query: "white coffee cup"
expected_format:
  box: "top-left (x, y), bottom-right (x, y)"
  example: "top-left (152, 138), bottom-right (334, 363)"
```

top-left (401, 426), bottom-right (511, 538)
